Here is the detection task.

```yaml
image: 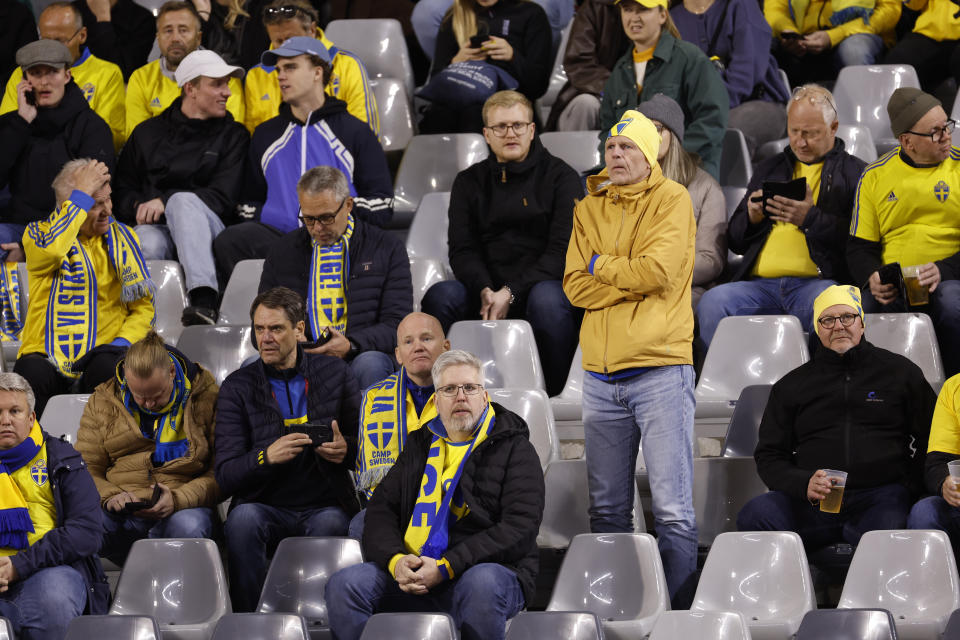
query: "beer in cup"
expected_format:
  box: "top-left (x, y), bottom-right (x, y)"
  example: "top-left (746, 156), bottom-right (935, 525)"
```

top-left (819, 469), bottom-right (848, 513)
top-left (903, 265), bottom-right (930, 306)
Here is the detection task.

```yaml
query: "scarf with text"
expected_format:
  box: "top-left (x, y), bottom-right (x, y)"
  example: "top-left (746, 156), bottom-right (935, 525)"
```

top-left (0, 421), bottom-right (42, 549)
top-left (0, 262), bottom-right (22, 342)
top-left (307, 214), bottom-right (354, 339)
top-left (119, 353), bottom-right (192, 463)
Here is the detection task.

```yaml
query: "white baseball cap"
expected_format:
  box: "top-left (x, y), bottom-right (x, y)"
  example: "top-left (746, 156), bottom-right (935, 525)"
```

top-left (174, 50), bottom-right (244, 87)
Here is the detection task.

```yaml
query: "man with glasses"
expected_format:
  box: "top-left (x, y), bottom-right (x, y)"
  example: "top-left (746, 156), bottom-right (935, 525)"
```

top-left (738, 285), bottom-right (935, 550)
top-left (1, 2), bottom-right (125, 150)
top-left (698, 84), bottom-right (865, 349)
top-left (326, 349), bottom-right (544, 640)
top-left (420, 90), bottom-right (582, 396)
top-left (849, 87), bottom-right (960, 377)
top-left (259, 166), bottom-right (411, 389)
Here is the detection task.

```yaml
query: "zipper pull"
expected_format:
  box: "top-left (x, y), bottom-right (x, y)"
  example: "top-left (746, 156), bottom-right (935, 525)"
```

top-left (522, 196), bottom-right (528, 207)
top-left (501, 167), bottom-right (506, 183)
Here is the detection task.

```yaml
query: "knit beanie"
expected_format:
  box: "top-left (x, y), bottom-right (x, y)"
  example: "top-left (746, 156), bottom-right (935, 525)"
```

top-left (637, 93), bottom-right (685, 143)
top-left (607, 110), bottom-right (661, 169)
top-left (813, 285), bottom-right (864, 337)
top-left (887, 87), bottom-right (942, 138)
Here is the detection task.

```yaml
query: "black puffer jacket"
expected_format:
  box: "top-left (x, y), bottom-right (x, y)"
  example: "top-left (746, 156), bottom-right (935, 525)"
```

top-left (259, 221), bottom-right (412, 355)
top-left (364, 404), bottom-right (545, 603)
top-left (727, 138), bottom-right (865, 283)
top-left (448, 136), bottom-right (582, 304)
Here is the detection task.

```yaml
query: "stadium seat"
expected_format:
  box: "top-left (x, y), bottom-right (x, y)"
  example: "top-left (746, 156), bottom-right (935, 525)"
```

top-left (692, 531), bottom-right (816, 640)
top-left (540, 131), bottom-right (602, 175)
top-left (65, 615), bottom-right (162, 640)
top-left (110, 538), bottom-right (231, 640)
top-left (392, 134), bottom-right (489, 227)
top-left (218, 259), bottom-right (264, 326)
top-left (864, 312), bottom-right (945, 393)
top-left (536, 22), bottom-right (572, 123)
top-left (547, 533), bottom-right (669, 640)
top-left (722, 186), bottom-right (746, 220)
top-left (210, 613), bottom-right (309, 640)
top-left (692, 456), bottom-right (767, 547)
top-left (834, 64), bottom-right (921, 154)
top-left (146, 260), bottom-right (189, 345)
top-left (258, 537), bottom-right (364, 638)
top-left (324, 19), bottom-right (415, 98)
top-left (406, 192), bottom-right (450, 266)
top-left (538, 459), bottom-right (592, 548)
top-left (448, 320), bottom-right (546, 391)
top-left (719, 129), bottom-right (752, 188)
top-left (838, 530), bottom-right (960, 640)
top-left (755, 124), bottom-right (879, 165)
top-left (176, 325), bottom-right (258, 385)
top-left (39, 393), bottom-right (90, 444)
top-left (0, 617), bottom-right (13, 640)
top-left (649, 611), bottom-right (751, 640)
top-left (487, 388), bottom-right (559, 468)
top-left (549, 345), bottom-right (582, 421)
top-left (796, 609), bottom-right (898, 640)
top-left (370, 78), bottom-right (414, 152)
top-left (506, 611), bottom-right (603, 640)
top-left (409, 257), bottom-right (451, 312)
top-left (695, 315), bottom-right (809, 419)
top-left (359, 613), bottom-right (457, 640)
top-left (720, 384), bottom-right (773, 457)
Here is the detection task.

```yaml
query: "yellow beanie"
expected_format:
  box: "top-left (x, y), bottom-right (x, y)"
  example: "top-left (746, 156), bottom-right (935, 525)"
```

top-left (607, 109), bottom-right (662, 170)
top-left (813, 285), bottom-right (864, 336)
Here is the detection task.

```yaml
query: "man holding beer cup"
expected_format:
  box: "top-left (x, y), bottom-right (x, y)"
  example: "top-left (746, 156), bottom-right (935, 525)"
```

top-left (738, 285), bottom-right (936, 548)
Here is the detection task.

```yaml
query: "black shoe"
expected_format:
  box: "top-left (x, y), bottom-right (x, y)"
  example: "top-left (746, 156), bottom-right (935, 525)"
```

top-left (182, 306), bottom-right (218, 326)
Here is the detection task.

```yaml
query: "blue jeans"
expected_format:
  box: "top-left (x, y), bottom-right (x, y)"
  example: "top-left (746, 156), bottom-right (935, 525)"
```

top-left (0, 565), bottom-right (86, 640)
top-left (835, 33), bottom-right (885, 68)
top-left (0, 223), bottom-right (25, 261)
top-left (697, 277), bottom-right (836, 348)
top-left (737, 483), bottom-right (912, 548)
top-left (326, 561), bottom-right (525, 640)
top-left (351, 351), bottom-right (397, 391)
top-left (582, 365), bottom-right (698, 608)
top-left (348, 508), bottom-right (366, 541)
top-left (909, 496), bottom-right (960, 557)
top-left (135, 192), bottom-right (225, 294)
top-left (225, 502), bottom-right (351, 612)
top-left (421, 279), bottom-right (580, 396)
top-left (100, 506), bottom-right (216, 565)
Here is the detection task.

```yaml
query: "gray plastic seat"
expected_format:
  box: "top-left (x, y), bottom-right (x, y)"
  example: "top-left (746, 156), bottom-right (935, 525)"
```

top-left (110, 538), bottom-right (231, 640)
top-left (40, 393), bottom-right (90, 444)
top-left (649, 611), bottom-right (752, 640)
top-left (540, 131), bottom-right (602, 175)
top-left (324, 19), bottom-right (414, 98)
top-left (549, 344), bottom-right (583, 421)
top-left (176, 325), bottom-right (258, 385)
top-left (65, 615), bottom-right (162, 640)
top-left (448, 319), bottom-right (546, 391)
top-left (406, 191), bottom-right (450, 266)
top-left (695, 315), bottom-right (809, 419)
top-left (370, 78), bottom-right (413, 152)
top-left (218, 259), bottom-right (264, 326)
top-left (211, 613), bottom-right (309, 640)
top-left (535, 21), bottom-right (571, 123)
top-left (409, 257), bottom-right (452, 312)
top-left (146, 260), bottom-right (188, 344)
top-left (547, 533), bottom-right (669, 640)
top-left (506, 611), bottom-right (603, 640)
top-left (834, 64), bottom-right (921, 153)
top-left (693, 531), bottom-right (815, 640)
top-left (0, 617), bottom-right (14, 640)
top-left (864, 312), bottom-right (945, 393)
top-left (257, 537), bottom-right (364, 637)
top-left (722, 186), bottom-right (747, 219)
top-left (487, 388), bottom-right (559, 468)
top-left (359, 613), bottom-right (457, 640)
top-left (721, 384), bottom-right (773, 457)
top-left (839, 530), bottom-right (960, 640)
top-left (756, 125), bottom-right (879, 165)
top-left (692, 456), bottom-right (767, 547)
top-left (719, 129), bottom-right (752, 188)
top-left (796, 609), bottom-right (898, 640)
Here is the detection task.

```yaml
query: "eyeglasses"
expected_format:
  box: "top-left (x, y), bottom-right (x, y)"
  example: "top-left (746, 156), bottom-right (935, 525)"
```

top-left (817, 313), bottom-right (860, 329)
top-left (263, 5), bottom-right (314, 21)
top-left (906, 119), bottom-right (955, 143)
top-left (485, 122), bottom-right (532, 137)
top-left (790, 87), bottom-right (839, 121)
top-left (298, 197), bottom-right (346, 227)
top-left (53, 27), bottom-right (84, 45)
top-left (436, 383), bottom-right (484, 397)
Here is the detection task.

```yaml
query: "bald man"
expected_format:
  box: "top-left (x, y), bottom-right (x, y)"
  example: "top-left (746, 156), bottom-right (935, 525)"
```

top-left (350, 312), bottom-right (450, 538)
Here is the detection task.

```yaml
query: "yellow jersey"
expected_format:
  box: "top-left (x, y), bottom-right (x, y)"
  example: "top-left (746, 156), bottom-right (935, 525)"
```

top-left (752, 160), bottom-right (823, 278)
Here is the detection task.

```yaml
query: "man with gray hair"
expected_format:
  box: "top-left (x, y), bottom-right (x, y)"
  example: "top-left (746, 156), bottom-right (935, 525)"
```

top-left (0, 372), bottom-right (110, 638)
top-left (326, 349), bottom-right (545, 640)
top-left (258, 165), bottom-right (412, 389)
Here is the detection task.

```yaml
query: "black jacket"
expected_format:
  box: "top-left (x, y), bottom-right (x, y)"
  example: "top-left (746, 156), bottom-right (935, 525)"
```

top-left (0, 2), bottom-right (35, 90)
top-left (259, 221), bottom-right (412, 355)
top-left (0, 81), bottom-right (114, 227)
top-left (213, 349), bottom-right (361, 514)
top-left (114, 98), bottom-right (250, 224)
top-left (449, 137), bottom-right (582, 304)
top-left (75, 0), bottom-right (155, 81)
top-left (728, 139), bottom-right (865, 283)
top-left (755, 339), bottom-right (936, 500)
top-left (363, 404), bottom-right (545, 603)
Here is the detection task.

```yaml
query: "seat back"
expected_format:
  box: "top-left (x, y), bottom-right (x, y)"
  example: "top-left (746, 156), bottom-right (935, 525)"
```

top-left (549, 344), bottom-right (583, 422)
top-left (719, 129), bottom-right (752, 187)
top-left (65, 615), bottom-right (162, 640)
top-left (219, 259), bottom-right (264, 326)
top-left (796, 609), bottom-right (897, 640)
top-left (834, 65), bottom-right (921, 151)
top-left (370, 78), bottom-right (414, 152)
top-left (359, 613), bottom-right (457, 640)
top-left (110, 539), bottom-right (231, 624)
top-left (864, 312), bottom-right (945, 393)
top-left (409, 257), bottom-right (451, 312)
top-left (693, 456), bottom-right (768, 547)
top-left (324, 19), bottom-right (414, 98)
top-left (0, 617), bottom-right (11, 640)
top-left (211, 613), bottom-right (309, 640)
top-left (506, 611), bottom-right (603, 640)
top-left (540, 131), bottom-right (602, 175)
top-left (836, 124), bottom-right (878, 163)
top-left (146, 260), bottom-right (188, 344)
top-left (487, 388), bottom-right (559, 468)
top-left (406, 192), bottom-right (450, 264)
top-left (538, 458), bottom-right (592, 548)
top-left (536, 21), bottom-right (572, 122)
top-left (176, 325), bottom-right (259, 385)
top-left (721, 384), bottom-right (773, 457)
top-left (448, 320), bottom-right (545, 391)
top-left (649, 611), bottom-right (751, 640)
top-left (257, 537), bottom-right (363, 630)
top-left (722, 186), bottom-right (746, 220)
top-left (40, 394), bottom-right (90, 444)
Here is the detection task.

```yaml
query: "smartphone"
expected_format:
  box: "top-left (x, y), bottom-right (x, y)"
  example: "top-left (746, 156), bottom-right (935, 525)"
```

top-left (878, 262), bottom-right (902, 286)
top-left (469, 22), bottom-right (490, 48)
top-left (781, 31), bottom-right (802, 40)
top-left (24, 89), bottom-right (36, 106)
top-left (291, 419), bottom-right (334, 446)
top-left (302, 327), bottom-right (332, 350)
top-left (121, 483), bottom-right (163, 514)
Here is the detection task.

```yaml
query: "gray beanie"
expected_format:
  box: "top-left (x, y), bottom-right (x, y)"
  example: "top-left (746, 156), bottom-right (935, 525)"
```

top-left (887, 87), bottom-right (941, 138)
top-left (636, 93), bottom-right (685, 143)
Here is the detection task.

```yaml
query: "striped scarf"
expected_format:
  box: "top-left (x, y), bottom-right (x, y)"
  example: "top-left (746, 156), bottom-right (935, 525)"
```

top-left (120, 353), bottom-right (192, 464)
top-left (306, 215), bottom-right (354, 339)
top-left (0, 421), bottom-right (42, 549)
top-left (0, 263), bottom-right (22, 342)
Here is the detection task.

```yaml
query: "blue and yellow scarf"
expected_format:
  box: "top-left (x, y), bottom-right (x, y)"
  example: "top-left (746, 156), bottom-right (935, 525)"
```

top-left (0, 421), bottom-right (42, 549)
top-left (0, 262), bottom-right (22, 342)
top-left (306, 215), bottom-right (354, 339)
top-left (45, 220), bottom-right (154, 378)
top-left (120, 353), bottom-right (192, 464)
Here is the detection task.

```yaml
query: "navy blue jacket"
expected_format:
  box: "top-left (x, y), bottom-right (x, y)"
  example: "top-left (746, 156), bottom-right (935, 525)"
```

top-left (13, 434), bottom-right (109, 614)
top-left (258, 220), bottom-right (413, 356)
top-left (214, 350), bottom-right (361, 514)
